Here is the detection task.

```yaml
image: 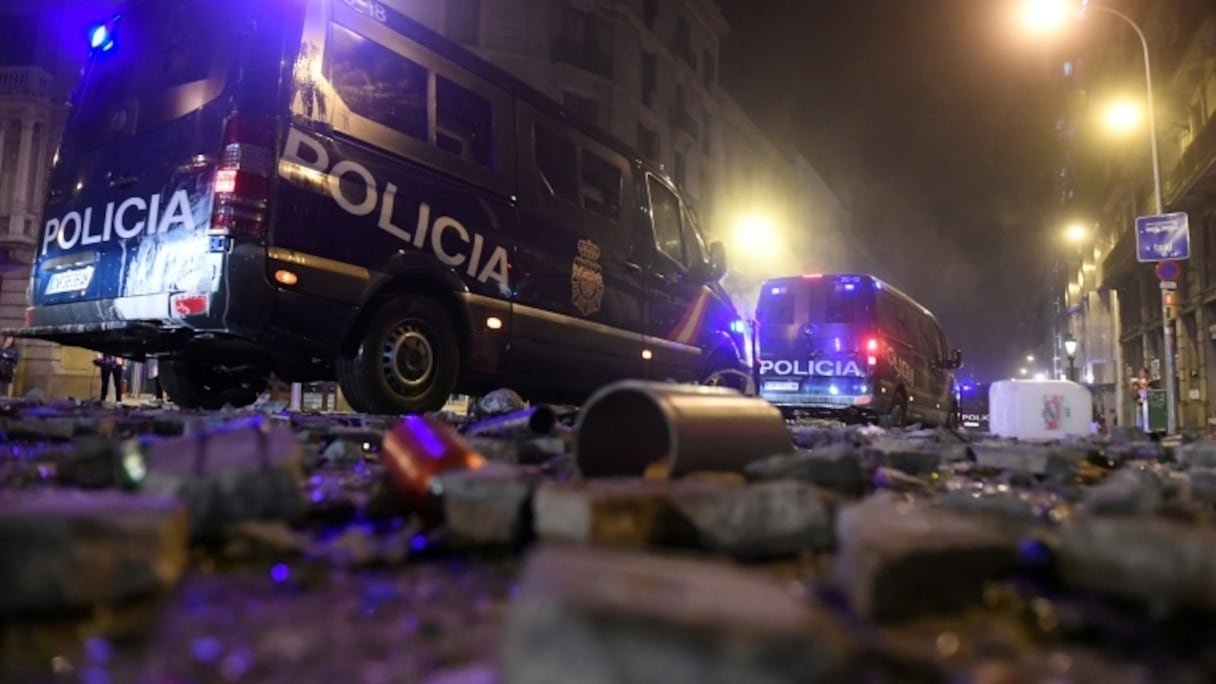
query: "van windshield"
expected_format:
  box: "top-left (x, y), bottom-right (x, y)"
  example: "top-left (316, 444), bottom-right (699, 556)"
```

top-left (66, 0), bottom-right (233, 151)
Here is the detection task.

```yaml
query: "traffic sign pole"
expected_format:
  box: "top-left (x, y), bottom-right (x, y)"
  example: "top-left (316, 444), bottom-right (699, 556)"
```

top-left (1161, 281), bottom-right (1177, 435)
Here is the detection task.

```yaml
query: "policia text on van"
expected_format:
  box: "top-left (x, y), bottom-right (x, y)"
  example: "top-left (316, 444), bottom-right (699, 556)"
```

top-left (11, 0), bottom-right (750, 413)
top-left (753, 274), bottom-right (962, 427)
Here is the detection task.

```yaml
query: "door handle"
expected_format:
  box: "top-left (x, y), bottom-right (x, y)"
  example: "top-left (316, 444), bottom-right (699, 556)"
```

top-left (623, 260), bottom-right (642, 274)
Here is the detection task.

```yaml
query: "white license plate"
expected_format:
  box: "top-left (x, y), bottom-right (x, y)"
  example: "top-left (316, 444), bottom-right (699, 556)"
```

top-left (763, 380), bottom-right (801, 392)
top-left (45, 266), bottom-right (95, 295)
top-left (805, 395), bottom-right (854, 406)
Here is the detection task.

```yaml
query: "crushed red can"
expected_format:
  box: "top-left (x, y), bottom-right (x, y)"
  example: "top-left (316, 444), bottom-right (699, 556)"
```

top-left (381, 414), bottom-right (485, 524)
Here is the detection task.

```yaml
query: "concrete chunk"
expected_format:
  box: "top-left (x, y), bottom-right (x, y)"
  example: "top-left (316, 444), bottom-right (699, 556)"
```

top-left (0, 490), bottom-right (189, 614)
top-left (670, 480), bottom-right (834, 558)
top-left (833, 494), bottom-right (1019, 621)
top-left (533, 479), bottom-right (679, 548)
top-left (140, 420), bottom-right (304, 537)
top-left (969, 442), bottom-right (1079, 477)
top-left (503, 545), bottom-right (852, 684)
top-left (438, 463), bottom-right (539, 545)
top-left (1055, 517), bottom-right (1216, 612)
top-left (746, 444), bottom-right (867, 496)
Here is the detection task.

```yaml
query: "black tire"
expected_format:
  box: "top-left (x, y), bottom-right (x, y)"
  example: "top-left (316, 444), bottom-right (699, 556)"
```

top-left (945, 401), bottom-right (960, 430)
top-left (701, 354), bottom-right (756, 396)
top-left (335, 297), bottom-right (459, 415)
top-left (159, 359), bottom-right (266, 410)
top-left (883, 390), bottom-right (908, 428)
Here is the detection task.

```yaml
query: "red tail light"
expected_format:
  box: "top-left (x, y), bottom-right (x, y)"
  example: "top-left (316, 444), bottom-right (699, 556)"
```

top-left (210, 115), bottom-right (275, 241)
top-left (865, 336), bottom-right (880, 366)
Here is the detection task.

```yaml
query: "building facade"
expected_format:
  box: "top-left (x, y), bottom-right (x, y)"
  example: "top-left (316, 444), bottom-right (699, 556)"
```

top-left (0, 0), bottom-right (848, 399)
top-left (1053, 0), bottom-right (1216, 429)
top-left (0, 4), bottom-right (118, 400)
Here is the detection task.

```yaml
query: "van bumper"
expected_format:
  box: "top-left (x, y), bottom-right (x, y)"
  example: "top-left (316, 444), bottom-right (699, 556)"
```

top-left (10, 243), bottom-right (280, 357)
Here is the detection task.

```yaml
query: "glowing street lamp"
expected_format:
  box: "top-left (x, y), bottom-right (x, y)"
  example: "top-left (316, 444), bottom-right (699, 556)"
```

top-left (731, 213), bottom-right (779, 259)
top-left (1020, 0), bottom-right (1072, 33)
top-left (1103, 100), bottom-right (1141, 134)
top-left (1062, 223), bottom-right (1089, 244)
top-left (1063, 334), bottom-right (1079, 382)
top-left (1019, 367), bottom-right (1029, 376)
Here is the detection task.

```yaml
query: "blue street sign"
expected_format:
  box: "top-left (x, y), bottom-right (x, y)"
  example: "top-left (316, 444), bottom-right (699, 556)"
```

top-left (1136, 212), bottom-right (1190, 262)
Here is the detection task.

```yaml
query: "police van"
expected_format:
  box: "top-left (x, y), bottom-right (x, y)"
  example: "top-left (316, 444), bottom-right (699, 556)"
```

top-left (12, 0), bottom-right (749, 412)
top-left (753, 274), bottom-right (962, 427)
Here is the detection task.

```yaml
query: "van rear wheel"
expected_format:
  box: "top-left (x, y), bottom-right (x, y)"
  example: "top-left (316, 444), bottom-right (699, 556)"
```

top-left (336, 297), bottom-right (459, 415)
top-left (159, 359), bottom-right (267, 410)
top-left (882, 390), bottom-right (909, 429)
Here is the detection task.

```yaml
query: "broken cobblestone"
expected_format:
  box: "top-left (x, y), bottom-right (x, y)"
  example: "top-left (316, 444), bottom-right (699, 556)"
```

top-left (503, 545), bottom-right (852, 684)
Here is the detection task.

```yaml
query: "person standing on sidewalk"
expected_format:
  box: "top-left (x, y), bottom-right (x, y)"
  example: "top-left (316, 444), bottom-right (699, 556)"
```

top-left (95, 353), bottom-right (124, 403)
top-left (0, 337), bottom-right (20, 398)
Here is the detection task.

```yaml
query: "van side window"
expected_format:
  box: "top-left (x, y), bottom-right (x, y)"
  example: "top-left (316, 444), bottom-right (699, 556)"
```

top-left (580, 150), bottom-right (621, 219)
top-left (329, 24), bottom-right (429, 142)
top-left (535, 125), bottom-right (579, 203)
top-left (436, 75), bottom-right (494, 168)
top-left (649, 178), bottom-right (685, 266)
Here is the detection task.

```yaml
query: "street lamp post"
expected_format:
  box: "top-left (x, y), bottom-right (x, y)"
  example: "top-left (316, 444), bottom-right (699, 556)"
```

top-left (1083, 3), bottom-right (1175, 435)
top-left (1025, 0), bottom-right (1174, 433)
top-left (1064, 334), bottom-right (1079, 382)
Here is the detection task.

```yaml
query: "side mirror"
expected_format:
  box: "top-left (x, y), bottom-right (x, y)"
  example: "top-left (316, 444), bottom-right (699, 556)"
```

top-left (706, 241), bottom-right (727, 282)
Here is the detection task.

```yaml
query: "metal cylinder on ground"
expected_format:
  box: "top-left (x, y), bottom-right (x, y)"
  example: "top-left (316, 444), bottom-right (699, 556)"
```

top-left (574, 380), bottom-right (791, 478)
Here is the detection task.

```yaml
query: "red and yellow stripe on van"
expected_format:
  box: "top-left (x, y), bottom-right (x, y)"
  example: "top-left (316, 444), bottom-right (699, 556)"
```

top-left (667, 287), bottom-right (712, 345)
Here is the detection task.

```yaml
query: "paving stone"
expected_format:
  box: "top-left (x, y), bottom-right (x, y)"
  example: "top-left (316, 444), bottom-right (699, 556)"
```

top-left (936, 491), bottom-right (1039, 522)
top-left (437, 463), bottom-right (539, 545)
top-left (1185, 467), bottom-right (1216, 503)
top-left (1103, 442), bottom-right (1163, 464)
top-left (833, 494), bottom-right (1020, 621)
top-left (533, 479), bottom-right (682, 548)
top-left (56, 435), bottom-right (125, 488)
top-left (1, 416), bottom-right (79, 441)
top-left (669, 480), bottom-right (834, 558)
top-left (1054, 517), bottom-right (1216, 612)
top-left (1174, 440), bottom-right (1216, 468)
top-left (475, 389), bottom-right (528, 417)
top-left (864, 439), bottom-right (943, 475)
top-left (745, 443), bottom-right (867, 497)
top-left (503, 545), bottom-right (852, 684)
top-left (139, 419), bottom-right (305, 537)
top-left (1108, 426), bottom-right (1153, 445)
top-left (0, 490), bottom-right (189, 614)
top-left (969, 442), bottom-right (1080, 478)
top-left (1080, 469), bottom-right (1163, 516)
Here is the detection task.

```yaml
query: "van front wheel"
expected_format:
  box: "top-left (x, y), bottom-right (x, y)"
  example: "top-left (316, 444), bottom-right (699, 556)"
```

top-left (336, 297), bottom-right (459, 415)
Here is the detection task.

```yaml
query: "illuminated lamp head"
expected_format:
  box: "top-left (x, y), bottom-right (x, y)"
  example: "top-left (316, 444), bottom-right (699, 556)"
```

top-left (89, 19), bottom-right (118, 52)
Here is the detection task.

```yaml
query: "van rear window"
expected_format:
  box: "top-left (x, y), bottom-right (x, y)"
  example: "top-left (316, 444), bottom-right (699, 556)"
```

top-left (758, 291), bottom-right (794, 324)
top-left (68, 0), bottom-right (230, 148)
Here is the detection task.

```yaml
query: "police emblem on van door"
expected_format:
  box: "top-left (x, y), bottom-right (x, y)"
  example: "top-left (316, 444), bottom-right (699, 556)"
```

top-left (571, 239), bottom-right (604, 316)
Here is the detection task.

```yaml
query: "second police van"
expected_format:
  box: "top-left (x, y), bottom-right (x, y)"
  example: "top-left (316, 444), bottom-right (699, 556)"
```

top-left (753, 273), bottom-right (963, 427)
top-left (12, 0), bottom-right (750, 412)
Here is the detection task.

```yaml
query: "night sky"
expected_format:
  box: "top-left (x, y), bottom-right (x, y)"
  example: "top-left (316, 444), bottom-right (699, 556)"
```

top-left (717, 0), bottom-right (1061, 382)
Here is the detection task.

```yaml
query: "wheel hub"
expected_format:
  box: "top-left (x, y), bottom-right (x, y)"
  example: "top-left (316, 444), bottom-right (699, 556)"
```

top-left (383, 323), bottom-right (434, 392)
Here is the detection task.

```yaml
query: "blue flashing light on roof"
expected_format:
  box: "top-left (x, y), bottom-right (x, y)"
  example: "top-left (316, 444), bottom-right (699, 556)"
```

top-left (730, 319), bottom-right (747, 335)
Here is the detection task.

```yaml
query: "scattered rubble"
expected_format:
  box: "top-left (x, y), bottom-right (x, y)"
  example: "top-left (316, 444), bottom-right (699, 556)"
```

top-left (3, 391), bottom-right (1216, 682)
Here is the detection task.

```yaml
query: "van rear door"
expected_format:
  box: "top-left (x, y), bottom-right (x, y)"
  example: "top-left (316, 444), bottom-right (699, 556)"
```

top-left (29, 0), bottom-right (284, 330)
top-left (755, 275), bottom-right (877, 403)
